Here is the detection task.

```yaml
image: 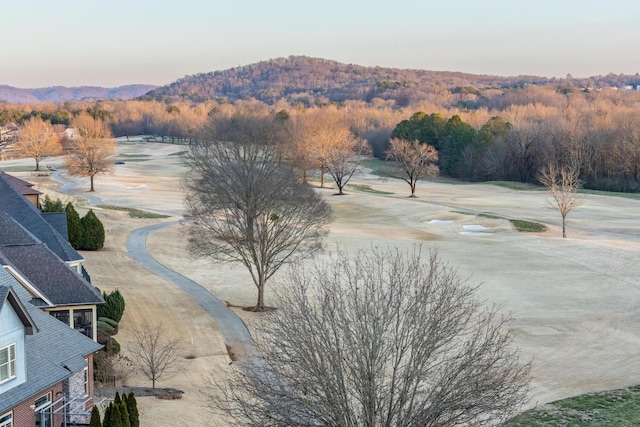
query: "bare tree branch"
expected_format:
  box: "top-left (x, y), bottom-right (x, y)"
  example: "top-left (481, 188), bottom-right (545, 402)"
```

top-left (209, 246), bottom-right (531, 426)
top-left (386, 138), bottom-right (439, 197)
top-left (538, 162), bottom-right (583, 238)
top-left (185, 114), bottom-right (333, 310)
top-left (129, 323), bottom-right (181, 389)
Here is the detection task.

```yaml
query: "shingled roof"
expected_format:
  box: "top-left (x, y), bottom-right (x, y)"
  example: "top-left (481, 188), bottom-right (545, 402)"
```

top-left (0, 171), bottom-right (41, 196)
top-left (0, 213), bottom-right (103, 306)
top-left (0, 270), bottom-right (102, 414)
top-left (0, 172), bottom-right (81, 263)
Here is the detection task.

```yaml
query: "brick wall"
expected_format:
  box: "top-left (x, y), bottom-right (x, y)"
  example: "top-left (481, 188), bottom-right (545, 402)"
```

top-left (10, 382), bottom-right (64, 427)
top-left (6, 355), bottom-right (97, 426)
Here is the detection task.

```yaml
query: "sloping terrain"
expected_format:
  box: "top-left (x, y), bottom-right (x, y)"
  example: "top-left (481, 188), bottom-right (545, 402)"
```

top-left (0, 84), bottom-right (157, 103)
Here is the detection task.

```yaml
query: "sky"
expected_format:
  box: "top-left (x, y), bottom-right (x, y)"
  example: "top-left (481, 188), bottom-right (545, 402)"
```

top-left (3, 0), bottom-right (640, 88)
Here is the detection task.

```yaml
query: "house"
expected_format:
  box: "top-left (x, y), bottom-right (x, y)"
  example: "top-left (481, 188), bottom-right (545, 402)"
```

top-left (0, 213), bottom-right (104, 340)
top-left (0, 172), bottom-right (106, 425)
top-left (0, 173), bottom-right (104, 340)
top-left (0, 270), bottom-right (102, 426)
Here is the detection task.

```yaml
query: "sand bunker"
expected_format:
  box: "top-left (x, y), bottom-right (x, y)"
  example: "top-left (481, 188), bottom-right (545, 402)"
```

top-left (427, 219), bottom-right (455, 224)
top-left (463, 224), bottom-right (489, 231)
top-left (460, 224), bottom-right (493, 236)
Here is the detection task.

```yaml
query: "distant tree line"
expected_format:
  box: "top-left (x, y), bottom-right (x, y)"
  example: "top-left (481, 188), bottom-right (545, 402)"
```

top-left (6, 71), bottom-right (640, 192)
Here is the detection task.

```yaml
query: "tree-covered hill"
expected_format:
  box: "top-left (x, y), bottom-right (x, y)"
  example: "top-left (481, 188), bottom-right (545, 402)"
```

top-left (142, 55), bottom-right (640, 105)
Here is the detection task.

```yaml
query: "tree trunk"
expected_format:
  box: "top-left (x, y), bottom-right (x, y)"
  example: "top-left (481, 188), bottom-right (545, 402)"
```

top-left (35, 159), bottom-right (40, 171)
top-left (562, 215), bottom-right (566, 238)
top-left (321, 170), bottom-right (326, 188)
top-left (410, 182), bottom-right (417, 198)
top-left (256, 271), bottom-right (265, 311)
top-left (90, 175), bottom-right (95, 192)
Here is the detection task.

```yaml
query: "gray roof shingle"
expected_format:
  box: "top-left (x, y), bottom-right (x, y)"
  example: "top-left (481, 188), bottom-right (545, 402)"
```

top-left (0, 173), bottom-right (81, 262)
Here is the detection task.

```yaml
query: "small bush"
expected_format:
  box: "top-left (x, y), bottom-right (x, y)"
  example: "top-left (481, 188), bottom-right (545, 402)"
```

top-left (98, 290), bottom-right (126, 323)
top-left (41, 195), bottom-right (64, 212)
top-left (97, 320), bottom-right (115, 333)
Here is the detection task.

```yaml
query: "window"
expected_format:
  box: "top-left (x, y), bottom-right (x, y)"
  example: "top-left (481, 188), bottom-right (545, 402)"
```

top-left (49, 310), bottom-right (70, 326)
top-left (83, 366), bottom-right (89, 397)
top-left (0, 412), bottom-right (12, 427)
top-left (0, 344), bottom-right (16, 383)
top-left (34, 392), bottom-right (51, 427)
top-left (73, 309), bottom-right (93, 339)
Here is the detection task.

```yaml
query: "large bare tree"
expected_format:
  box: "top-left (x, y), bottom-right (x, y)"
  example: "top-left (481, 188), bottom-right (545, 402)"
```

top-left (538, 162), bottom-right (583, 238)
top-left (385, 138), bottom-right (439, 197)
top-left (212, 246), bottom-right (530, 426)
top-left (64, 112), bottom-right (116, 191)
top-left (186, 114), bottom-right (333, 310)
top-left (14, 116), bottom-right (62, 171)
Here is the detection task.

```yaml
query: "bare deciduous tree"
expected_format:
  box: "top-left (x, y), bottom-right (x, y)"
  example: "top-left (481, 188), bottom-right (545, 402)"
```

top-left (386, 138), bottom-right (439, 197)
top-left (130, 323), bottom-right (181, 389)
top-left (14, 116), bottom-right (62, 171)
top-left (538, 162), bottom-right (583, 238)
top-left (64, 112), bottom-right (116, 191)
top-left (285, 108), bottom-right (359, 189)
top-left (212, 246), bottom-right (531, 426)
top-left (324, 135), bottom-right (370, 195)
top-left (186, 114), bottom-right (333, 310)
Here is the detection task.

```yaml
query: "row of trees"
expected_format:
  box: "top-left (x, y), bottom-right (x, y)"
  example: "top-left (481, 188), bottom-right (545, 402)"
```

top-left (10, 90), bottom-right (640, 192)
top-left (15, 112), bottom-right (117, 191)
top-left (90, 391), bottom-right (139, 427)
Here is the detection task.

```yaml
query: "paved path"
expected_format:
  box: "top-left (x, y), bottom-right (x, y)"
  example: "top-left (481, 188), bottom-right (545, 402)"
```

top-left (126, 221), bottom-right (256, 359)
top-left (49, 171), bottom-right (257, 360)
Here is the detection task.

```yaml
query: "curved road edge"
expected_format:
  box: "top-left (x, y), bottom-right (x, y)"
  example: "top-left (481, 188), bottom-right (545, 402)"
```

top-left (126, 221), bottom-right (257, 359)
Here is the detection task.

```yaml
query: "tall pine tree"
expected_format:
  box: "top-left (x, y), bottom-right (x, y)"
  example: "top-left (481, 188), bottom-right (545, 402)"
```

top-left (110, 404), bottom-right (123, 427)
top-left (81, 209), bottom-right (105, 250)
top-left (65, 202), bottom-right (83, 249)
top-left (120, 399), bottom-right (131, 427)
top-left (89, 405), bottom-right (101, 427)
top-left (103, 403), bottom-right (112, 427)
top-left (126, 392), bottom-right (140, 427)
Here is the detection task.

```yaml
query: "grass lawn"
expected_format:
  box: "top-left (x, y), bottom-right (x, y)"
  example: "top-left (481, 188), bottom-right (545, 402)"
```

top-left (97, 205), bottom-right (169, 219)
top-left (508, 385), bottom-right (640, 426)
top-left (349, 183), bottom-right (394, 195)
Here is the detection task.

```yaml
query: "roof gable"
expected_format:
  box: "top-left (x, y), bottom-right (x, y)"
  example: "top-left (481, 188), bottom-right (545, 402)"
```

top-left (0, 285), bottom-right (37, 335)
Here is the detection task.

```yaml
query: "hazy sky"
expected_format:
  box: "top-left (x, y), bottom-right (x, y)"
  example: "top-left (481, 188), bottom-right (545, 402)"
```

top-left (3, 0), bottom-right (639, 88)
